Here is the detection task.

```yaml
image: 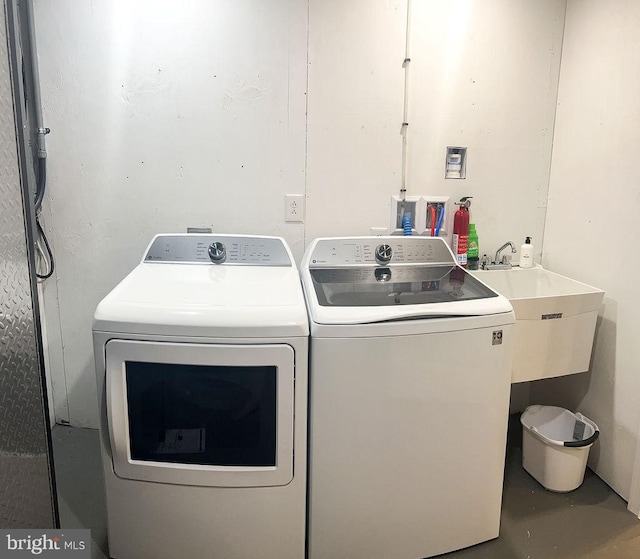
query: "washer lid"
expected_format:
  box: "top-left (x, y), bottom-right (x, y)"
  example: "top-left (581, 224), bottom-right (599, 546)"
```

top-left (301, 236), bottom-right (513, 324)
top-left (94, 235), bottom-right (308, 337)
top-left (309, 265), bottom-right (497, 307)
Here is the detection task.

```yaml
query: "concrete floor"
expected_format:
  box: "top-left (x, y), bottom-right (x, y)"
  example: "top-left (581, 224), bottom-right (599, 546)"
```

top-left (52, 422), bottom-right (640, 559)
top-left (52, 426), bottom-right (109, 559)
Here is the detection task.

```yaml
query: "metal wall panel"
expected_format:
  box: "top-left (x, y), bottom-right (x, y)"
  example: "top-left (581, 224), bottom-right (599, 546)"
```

top-left (0, 1), bottom-right (56, 528)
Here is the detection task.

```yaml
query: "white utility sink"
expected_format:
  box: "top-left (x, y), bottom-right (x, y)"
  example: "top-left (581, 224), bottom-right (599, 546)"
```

top-left (471, 267), bottom-right (604, 383)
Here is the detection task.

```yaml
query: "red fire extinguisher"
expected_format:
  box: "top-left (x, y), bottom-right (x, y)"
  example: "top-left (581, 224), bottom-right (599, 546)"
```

top-left (452, 196), bottom-right (472, 268)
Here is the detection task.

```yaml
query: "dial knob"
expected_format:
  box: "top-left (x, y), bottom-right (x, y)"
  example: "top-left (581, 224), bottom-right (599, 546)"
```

top-left (375, 244), bottom-right (393, 264)
top-left (208, 242), bottom-right (227, 263)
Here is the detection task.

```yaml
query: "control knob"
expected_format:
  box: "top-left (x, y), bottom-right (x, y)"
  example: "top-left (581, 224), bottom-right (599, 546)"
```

top-left (375, 244), bottom-right (393, 264)
top-left (208, 242), bottom-right (227, 263)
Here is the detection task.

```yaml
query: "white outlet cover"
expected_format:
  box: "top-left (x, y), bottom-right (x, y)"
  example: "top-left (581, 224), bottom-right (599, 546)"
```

top-left (285, 194), bottom-right (304, 223)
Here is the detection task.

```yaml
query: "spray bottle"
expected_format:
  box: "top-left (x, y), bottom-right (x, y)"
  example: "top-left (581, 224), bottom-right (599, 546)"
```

top-left (452, 196), bottom-right (472, 268)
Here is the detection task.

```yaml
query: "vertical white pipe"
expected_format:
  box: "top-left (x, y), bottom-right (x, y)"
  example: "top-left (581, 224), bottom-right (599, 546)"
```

top-left (400, 0), bottom-right (412, 204)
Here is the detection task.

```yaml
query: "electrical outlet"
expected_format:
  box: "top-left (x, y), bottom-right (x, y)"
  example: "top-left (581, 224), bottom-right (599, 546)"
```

top-left (285, 194), bottom-right (304, 223)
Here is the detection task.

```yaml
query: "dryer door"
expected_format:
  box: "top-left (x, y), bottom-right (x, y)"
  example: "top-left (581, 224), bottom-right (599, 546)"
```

top-left (105, 340), bottom-right (295, 487)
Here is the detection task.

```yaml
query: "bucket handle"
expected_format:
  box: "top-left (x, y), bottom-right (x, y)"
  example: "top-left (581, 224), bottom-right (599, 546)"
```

top-left (564, 413), bottom-right (600, 447)
top-left (529, 412), bottom-right (600, 448)
top-left (564, 430), bottom-right (599, 448)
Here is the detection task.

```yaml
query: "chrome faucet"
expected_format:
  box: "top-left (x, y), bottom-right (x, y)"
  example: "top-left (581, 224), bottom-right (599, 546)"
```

top-left (494, 241), bottom-right (517, 265)
top-left (481, 241), bottom-right (518, 270)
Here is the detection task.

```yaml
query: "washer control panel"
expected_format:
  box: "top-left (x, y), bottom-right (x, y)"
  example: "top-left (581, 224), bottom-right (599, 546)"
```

top-left (308, 237), bottom-right (456, 267)
top-left (145, 235), bottom-right (291, 266)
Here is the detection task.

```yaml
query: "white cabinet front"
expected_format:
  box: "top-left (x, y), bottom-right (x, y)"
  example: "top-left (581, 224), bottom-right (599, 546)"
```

top-left (105, 340), bottom-right (295, 487)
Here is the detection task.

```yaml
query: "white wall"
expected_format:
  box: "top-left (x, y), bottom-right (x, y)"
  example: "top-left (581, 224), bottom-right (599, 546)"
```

top-left (305, 0), bottom-right (406, 240)
top-left (35, 0), bottom-right (308, 426)
top-left (406, 0), bottom-right (565, 258)
top-left (306, 0), bottom-right (566, 255)
top-left (35, 0), bottom-right (565, 428)
top-left (533, 0), bottom-right (640, 512)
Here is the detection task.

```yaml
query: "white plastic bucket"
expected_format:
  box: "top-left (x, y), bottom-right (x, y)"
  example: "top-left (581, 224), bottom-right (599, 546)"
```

top-left (520, 405), bottom-right (599, 492)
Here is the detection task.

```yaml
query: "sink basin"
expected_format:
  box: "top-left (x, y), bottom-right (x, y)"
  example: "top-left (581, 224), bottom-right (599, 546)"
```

top-left (471, 267), bottom-right (604, 383)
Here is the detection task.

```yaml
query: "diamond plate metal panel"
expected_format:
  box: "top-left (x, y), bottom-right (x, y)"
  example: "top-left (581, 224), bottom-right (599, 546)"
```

top-left (0, 1), bottom-right (55, 528)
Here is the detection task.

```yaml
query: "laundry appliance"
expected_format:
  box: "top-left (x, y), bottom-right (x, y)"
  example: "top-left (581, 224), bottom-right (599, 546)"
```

top-left (301, 236), bottom-right (515, 559)
top-left (93, 234), bottom-right (308, 559)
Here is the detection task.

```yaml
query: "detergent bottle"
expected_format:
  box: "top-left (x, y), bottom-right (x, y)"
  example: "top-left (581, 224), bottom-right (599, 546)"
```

top-left (467, 223), bottom-right (479, 270)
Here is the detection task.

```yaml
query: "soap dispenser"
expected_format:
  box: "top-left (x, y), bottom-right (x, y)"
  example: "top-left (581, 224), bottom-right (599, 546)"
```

top-left (519, 237), bottom-right (533, 268)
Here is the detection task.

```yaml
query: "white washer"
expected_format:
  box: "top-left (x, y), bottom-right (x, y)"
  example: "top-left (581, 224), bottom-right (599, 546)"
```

top-left (93, 234), bottom-right (308, 559)
top-left (301, 236), bottom-right (515, 559)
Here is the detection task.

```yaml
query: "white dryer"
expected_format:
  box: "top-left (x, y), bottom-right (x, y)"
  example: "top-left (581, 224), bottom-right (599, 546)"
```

top-left (301, 236), bottom-right (515, 559)
top-left (93, 234), bottom-right (308, 559)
